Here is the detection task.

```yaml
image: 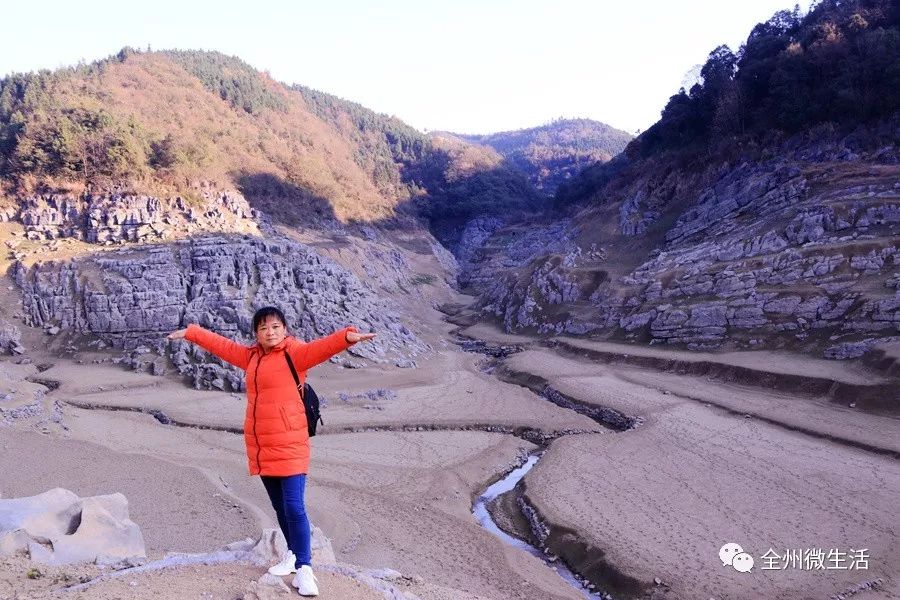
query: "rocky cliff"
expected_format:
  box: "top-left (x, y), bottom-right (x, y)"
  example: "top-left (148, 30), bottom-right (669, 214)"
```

top-left (454, 0), bottom-right (900, 360)
top-left (12, 232), bottom-right (429, 390)
top-left (460, 127), bottom-right (900, 358)
top-left (1, 188), bottom-right (259, 245)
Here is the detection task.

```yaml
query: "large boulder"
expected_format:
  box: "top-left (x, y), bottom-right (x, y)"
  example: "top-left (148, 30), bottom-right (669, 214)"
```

top-left (0, 488), bottom-right (81, 543)
top-left (0, 488), bottom-right (146, 566)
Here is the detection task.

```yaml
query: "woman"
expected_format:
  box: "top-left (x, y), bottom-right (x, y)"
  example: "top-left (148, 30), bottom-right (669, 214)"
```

top-left (168, 307), bottom-right (375, 596)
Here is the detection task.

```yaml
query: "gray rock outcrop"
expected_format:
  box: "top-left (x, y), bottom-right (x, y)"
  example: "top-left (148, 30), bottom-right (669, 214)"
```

top-left (2, 189), bottom-right (258, 243)
top-left (14, 235), bottom-right (428, 389)
top-left (460, 134), bottom-right (900, 356)
top-left (0, 320), bottom-right (25, 355)
top-left (0, 488), bottom-right (146, 566)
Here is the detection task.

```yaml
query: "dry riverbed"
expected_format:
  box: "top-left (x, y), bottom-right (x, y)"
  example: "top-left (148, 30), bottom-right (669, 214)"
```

top-left (1, 310), bottom-right (897, 600)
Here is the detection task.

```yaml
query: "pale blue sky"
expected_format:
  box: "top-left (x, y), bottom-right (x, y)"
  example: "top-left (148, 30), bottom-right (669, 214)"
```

top-left (1, 0), bottom-right (803, 135)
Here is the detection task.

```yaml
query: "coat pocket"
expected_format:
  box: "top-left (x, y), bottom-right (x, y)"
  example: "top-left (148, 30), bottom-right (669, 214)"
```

top-left (278, 405), bottom-right (294, 431)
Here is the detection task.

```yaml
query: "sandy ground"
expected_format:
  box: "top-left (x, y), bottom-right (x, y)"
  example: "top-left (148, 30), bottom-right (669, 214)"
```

top-left (502, 349), bottom-right (900, 455)
top-left (0, 303), bottom-right (590, 600)
top-left (0, 407), bottom-right (584, 599)
top-left (0, 425), bottom-right (259, 556)
top-left (527, 412), bottom-right (899, 599)
top-left (54, 346), bottom-right (599, 435)
top-left (2, 291), bottom-right (898, 600)
top-left (309, 431), bottom-right (586, 599)
top-left (494, 343), bottom-right (900, 599)
top-left (0, 556), bottom-right (393, 600)
top-left (553, 336), bottom-right (890, 386)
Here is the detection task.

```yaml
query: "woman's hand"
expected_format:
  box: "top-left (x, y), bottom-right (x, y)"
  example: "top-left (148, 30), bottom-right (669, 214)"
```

top-left (167, 328), bottom-right (188, 340)
top-left (346, 330), bottom-right (376, 344)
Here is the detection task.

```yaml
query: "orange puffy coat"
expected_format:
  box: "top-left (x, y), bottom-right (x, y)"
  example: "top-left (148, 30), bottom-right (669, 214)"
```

top-left (185, 324), bottom-right (357, 476)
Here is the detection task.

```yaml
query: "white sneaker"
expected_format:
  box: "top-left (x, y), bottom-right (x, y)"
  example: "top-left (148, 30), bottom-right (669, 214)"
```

top-left (268, 550), bottom-right (297, 576)
top-left (292, 565), bottom-right (319, 596)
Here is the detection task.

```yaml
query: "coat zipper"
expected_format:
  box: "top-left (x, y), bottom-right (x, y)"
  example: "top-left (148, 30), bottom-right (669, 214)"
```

top-left (252, 351), bottom-right (264, 473)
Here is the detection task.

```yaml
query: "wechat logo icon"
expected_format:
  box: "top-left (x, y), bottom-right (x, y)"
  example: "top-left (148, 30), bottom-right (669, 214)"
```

top-left (720, 543), bottom-right (754, 573)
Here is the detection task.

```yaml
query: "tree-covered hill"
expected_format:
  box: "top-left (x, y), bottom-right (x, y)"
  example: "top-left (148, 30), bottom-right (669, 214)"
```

top-left (558, 0), bottom-right (900, 209)
top-left (450, 118), bottom-right (633, 195)
top-left (0, 49), bottom-right (542, 227)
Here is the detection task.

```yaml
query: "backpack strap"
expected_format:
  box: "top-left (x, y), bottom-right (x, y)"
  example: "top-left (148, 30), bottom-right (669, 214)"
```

top-left (284, 353), bottom-right (323, 435)
top-left (284, 353), bottom-right (304, 401)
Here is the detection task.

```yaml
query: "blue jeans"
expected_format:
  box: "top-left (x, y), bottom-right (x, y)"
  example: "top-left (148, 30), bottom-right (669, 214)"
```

top-left (260, 474), bottom-right (311, 568)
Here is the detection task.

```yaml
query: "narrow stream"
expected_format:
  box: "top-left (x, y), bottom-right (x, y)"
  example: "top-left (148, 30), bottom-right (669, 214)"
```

top-left (472, 453), bottom-right (601, 599)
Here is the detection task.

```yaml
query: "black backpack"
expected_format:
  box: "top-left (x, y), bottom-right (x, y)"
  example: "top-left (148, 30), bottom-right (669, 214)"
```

top-left (284, 354), bottom-right (324, 437)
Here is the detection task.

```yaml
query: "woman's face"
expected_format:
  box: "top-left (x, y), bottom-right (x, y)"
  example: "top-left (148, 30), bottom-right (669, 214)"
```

top-left (256, 315), bottom-right (287, 350)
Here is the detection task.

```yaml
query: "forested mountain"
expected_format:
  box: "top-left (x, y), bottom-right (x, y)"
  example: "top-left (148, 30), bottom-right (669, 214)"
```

top-left (451, 119), bottom-right (632, 194)
top-left (0, 49), bottom-right (538, 229)
top-left (557, 0), bottom-right (900, 209)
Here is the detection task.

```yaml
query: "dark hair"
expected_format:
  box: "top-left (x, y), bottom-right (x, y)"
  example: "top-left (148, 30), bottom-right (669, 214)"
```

top-left (252, 306), bottom-right (287, 332)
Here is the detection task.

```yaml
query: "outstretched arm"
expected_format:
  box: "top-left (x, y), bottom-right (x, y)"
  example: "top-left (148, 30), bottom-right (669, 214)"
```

top-left (287, 326), bottom-right (376, 371)
top-left (168, 324), bottom-right (253, 370)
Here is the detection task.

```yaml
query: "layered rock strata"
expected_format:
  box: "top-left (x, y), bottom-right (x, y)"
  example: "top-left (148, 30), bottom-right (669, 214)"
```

top-left (463, 149), bottom-right (899, 355)
top-left (13, 236), bottom-right (428, 389)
